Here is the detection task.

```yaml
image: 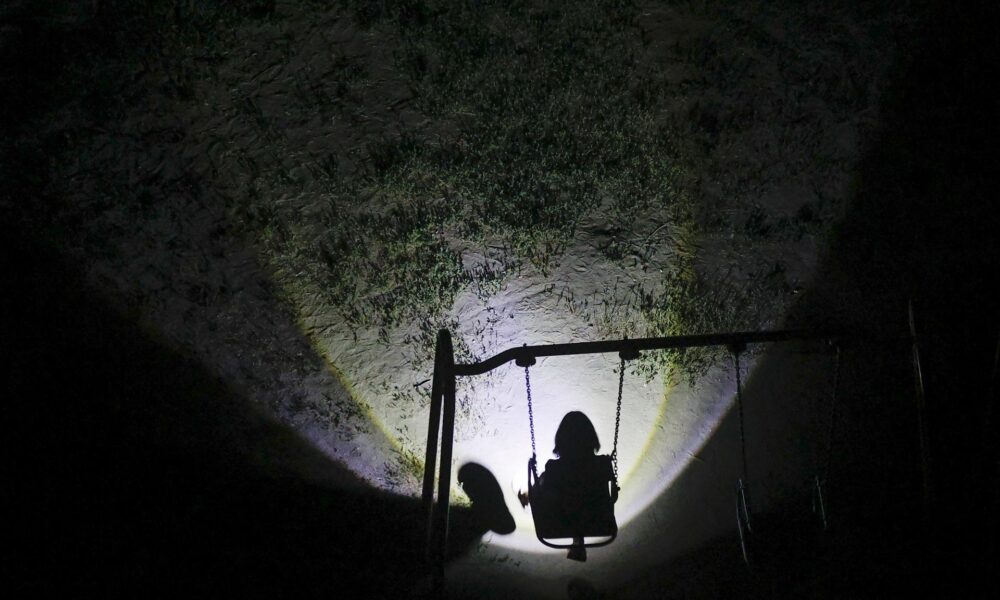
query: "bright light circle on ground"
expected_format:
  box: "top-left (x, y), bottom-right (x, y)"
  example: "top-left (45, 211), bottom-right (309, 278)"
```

top-left (441, 283), bottom-right (744, 553)
top-left (294, 224), bottom-right (753, 557)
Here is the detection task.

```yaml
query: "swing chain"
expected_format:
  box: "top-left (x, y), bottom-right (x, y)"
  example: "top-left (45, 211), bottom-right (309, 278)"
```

top-left (612, 355), bottom-right (625, 483)
top-left (729, 342), bottom-right (749, 484)
top-left (518, 345), bottom-right (539, 476)
top-left (729, 342), bottom-right (753, 563)
top-left (525, 365), bottom-right (537, 469)
top-left (613, 340), bottom-right (638, 486)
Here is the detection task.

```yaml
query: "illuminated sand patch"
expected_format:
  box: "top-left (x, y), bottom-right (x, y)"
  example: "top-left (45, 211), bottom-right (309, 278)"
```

top-left (290, 215), bottom-right (751, 554)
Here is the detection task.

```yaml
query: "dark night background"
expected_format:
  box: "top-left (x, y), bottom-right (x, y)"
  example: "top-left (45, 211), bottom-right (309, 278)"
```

top-left (3, 1), bottom-right (998, 597)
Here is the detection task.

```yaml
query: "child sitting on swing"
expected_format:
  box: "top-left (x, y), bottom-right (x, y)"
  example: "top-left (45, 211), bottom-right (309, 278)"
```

top-left (533, 411), bottom-right (618, 562)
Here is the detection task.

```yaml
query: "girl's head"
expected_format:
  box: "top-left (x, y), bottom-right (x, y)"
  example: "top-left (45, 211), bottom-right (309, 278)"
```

top-left (553, 411), bottom-right (600, 458)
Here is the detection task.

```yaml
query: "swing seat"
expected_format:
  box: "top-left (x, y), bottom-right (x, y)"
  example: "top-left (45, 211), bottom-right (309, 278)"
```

top-left (527, 458), bottom-right (618, 549)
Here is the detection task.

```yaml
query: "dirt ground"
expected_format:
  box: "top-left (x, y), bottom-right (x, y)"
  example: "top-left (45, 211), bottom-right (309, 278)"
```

top-left (5, 0), bottom-right (906, 491)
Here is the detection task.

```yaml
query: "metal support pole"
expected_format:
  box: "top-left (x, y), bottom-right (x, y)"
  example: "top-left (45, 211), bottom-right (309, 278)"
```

top-left (430, 330), bottom-right (455, 592)
top-left (422, 331), bottom-right (447, 565)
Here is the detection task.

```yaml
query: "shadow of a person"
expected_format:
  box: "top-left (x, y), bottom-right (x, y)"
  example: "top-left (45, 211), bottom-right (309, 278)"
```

top-left (457, 462), bottom-right (516, 535)
top-left (533, 411), bottom-right (618, 562)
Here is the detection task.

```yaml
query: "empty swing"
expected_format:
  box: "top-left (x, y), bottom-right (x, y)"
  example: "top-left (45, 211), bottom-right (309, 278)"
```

top-left (729, 339), bottom-right (844, 567)
top-left (730, 342), bottom-right (753, 566)
top-left (516, 344), bottom-right (639, 552)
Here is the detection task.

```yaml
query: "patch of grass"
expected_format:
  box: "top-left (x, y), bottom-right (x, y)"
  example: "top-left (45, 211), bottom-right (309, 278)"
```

top-left (304, 1), bottom-right (784, 387)
top-left (15, 0), bottom-right (905, 398)
top-left (3, 0), bottom-right (292, 235)
top-left (313, 0), bottom-right (697, 341)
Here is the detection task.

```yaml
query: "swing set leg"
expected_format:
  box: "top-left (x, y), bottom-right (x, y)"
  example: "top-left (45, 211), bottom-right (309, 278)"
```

top-left (422, 330), bottom-right (456, 594)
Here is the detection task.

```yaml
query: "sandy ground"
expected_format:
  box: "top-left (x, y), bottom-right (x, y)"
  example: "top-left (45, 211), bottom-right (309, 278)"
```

top-left (20, 0), bottom-right (903, 484)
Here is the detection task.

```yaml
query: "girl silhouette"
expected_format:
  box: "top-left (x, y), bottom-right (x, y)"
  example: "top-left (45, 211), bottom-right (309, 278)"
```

top-left (534, 411), bottom-right (617, 561)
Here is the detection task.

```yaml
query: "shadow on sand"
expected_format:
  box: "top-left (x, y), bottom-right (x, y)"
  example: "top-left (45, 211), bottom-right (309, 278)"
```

top-left (3, 231), bottom-right (505, 597)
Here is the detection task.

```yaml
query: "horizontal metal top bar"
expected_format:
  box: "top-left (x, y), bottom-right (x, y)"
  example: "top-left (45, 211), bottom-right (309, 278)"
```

top-left (453, 328), bottom-right (850, 376)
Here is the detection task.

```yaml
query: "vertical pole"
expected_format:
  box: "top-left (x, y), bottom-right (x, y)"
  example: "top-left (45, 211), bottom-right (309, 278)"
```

top-left (909, 299), bottom-right (932, 522)
top-left (422, 331), bottom-right (447, 565)
top-left (430, 330), bottom-right (455, 592)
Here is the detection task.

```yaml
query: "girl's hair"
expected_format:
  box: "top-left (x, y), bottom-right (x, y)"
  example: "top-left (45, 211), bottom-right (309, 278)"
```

top-left (553, 411), bottom-right (601, 458)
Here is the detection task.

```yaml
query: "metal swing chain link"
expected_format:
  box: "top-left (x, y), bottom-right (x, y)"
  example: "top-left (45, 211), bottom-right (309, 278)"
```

top-left (612, 356), bottom-right (625, 483)
top-left (525, 365), bottom-right (537, 469)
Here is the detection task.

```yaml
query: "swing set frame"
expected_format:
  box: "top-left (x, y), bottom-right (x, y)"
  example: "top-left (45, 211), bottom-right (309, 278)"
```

top-left (421, 319), bottom-right (924, 590)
